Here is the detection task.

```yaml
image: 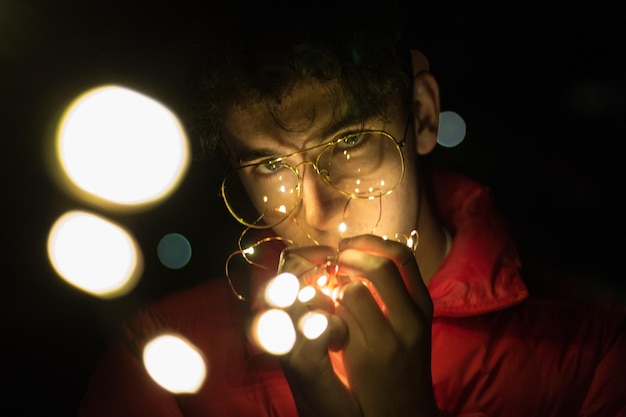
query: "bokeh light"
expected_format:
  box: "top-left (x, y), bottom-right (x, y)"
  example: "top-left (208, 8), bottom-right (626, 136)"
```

top-left (47, 210), bottom-right (142, 298)
top-left (143, 334), bottom-right (207, 394)
top-left (157, 233), bottom-right (192, 269)
top-left (252, 309), bottom-right (296, 355)
top-left (437, 110), bottom-right (466, 148)
top-left (297, 285), bottom-right (316, 303)
top-left (264, 272), bottom-right (300, 308)
top-left (53, 85), bottom-right (189, 211)
top-left (299, 311), bottom-right (328, 340)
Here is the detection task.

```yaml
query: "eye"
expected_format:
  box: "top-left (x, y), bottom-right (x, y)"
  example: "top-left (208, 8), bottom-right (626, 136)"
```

top-left (338, 133), bottom-right (366, 148)
top-left (254, 160), bottom-right (283, 176)
top-left (333, 133), bottom-right (375, 155)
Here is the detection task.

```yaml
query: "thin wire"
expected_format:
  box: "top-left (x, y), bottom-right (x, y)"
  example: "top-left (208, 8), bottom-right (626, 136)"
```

top-left (224, 117), bottom-right (412, 301)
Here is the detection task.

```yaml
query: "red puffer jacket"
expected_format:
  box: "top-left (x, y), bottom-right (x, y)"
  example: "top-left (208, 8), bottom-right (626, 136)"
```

top-left (79, 171), bottom-right (626, 417)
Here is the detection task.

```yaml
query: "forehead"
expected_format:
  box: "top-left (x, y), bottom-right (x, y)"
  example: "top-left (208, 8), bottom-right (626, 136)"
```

top-left (222, 81), bottom-right (358, 150)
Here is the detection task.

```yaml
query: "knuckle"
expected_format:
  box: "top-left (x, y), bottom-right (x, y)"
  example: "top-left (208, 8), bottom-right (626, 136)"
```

top-left (339, 280), bottom-right (371, 301)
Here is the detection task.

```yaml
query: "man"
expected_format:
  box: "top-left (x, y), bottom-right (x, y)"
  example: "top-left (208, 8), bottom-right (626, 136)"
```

top-left (79, 2), bottom-right (625, 416)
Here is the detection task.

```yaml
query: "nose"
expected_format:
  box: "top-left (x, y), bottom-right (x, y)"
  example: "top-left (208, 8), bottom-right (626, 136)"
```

top-left (296, 163), bottom-right (347, 231)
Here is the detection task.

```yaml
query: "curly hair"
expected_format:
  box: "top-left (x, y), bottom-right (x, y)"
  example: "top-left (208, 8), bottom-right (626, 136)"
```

top-left (186, 0), bottom-right (413, 157)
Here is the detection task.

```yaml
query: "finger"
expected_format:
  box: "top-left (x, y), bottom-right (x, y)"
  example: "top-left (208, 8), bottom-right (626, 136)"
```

top-left (334, 280), bottom-right (393, 346)
top-left (282, 311), bottom-right (349, 392)
top-left (336, 237), bottom-right (433, 348)
top-left (278, 245), bottom-right (338, 275)
top-left (295, 310), bottom-right (348, 352)
top-left (279, 245), bottom-right (342, 294)
top-left (293, 284), bottom-right (335, 313)
top-left (281, 311), bottom-right (358, 417)
top-left (339, 234), bottom-right (432, 318)
top-left (338, 248), bottom-right (418, 324)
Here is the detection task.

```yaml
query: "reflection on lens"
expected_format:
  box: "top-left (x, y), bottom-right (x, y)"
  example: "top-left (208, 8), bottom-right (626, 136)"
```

top-left (317, 132), bottom-right (402, 198)
top-left (222, 131), bottom-right (404, 228)
top-left (222, 163), bottom-right (300, 228)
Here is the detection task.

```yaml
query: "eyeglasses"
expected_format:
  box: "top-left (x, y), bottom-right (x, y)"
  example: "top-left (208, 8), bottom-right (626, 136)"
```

top-left (221, 124), bottom-right (408, 229)
top-left (225, 228), bottom-right (293, 301)
top-left (224, 226), bottom-right (418, 301)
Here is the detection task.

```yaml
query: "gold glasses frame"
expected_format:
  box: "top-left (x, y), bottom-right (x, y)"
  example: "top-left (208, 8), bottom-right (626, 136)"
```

top-left (220, 120), bottom-right (409, 230)
top-left (221, 118), bottom-right (411, 301)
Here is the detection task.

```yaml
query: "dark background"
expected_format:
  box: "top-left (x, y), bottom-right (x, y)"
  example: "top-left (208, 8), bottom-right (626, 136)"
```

top-left (2, 1), bottom-right (625, 416)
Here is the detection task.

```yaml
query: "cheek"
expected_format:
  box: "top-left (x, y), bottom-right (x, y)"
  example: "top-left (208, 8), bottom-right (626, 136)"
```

top-left (344, 190), bottom-right (418, 239)
top-left (380, 170), bottom-right (419, 229)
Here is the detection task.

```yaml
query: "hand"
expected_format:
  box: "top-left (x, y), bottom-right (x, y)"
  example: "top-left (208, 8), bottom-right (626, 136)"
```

top-left (273, 235), bottom-right (438, 417)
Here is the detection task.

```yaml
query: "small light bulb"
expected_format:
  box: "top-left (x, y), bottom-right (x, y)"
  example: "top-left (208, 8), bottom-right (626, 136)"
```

top-left (298, 285), bottom-right (316, 302)
top-left (300, 312), bottom-right (329, 340)
top-left (316, 274), bottom-right (329, 287)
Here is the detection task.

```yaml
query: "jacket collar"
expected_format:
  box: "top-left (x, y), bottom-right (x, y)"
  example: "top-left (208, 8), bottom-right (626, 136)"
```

top-left (428, 170), bottom-right (528, 317)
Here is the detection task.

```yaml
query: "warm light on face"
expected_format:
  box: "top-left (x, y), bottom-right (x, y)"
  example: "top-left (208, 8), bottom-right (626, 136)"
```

top-left (47, 210), bottom-right (142, 298)
top-left (143, 334), bottom-right (207, 394)
top-left (54, 85), bottom-right (189, 210)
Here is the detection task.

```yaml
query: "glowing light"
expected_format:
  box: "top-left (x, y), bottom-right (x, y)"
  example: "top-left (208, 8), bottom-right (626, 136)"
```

top-left (143, 334), bottom-right (206, 394)
top-left (384, 230), bottom-right (419, 252)
top-left (338, 222), bottom-right (347, 233)
top-left (298, 285), bottom-right (316, 302)
top-left (243, 246), bottom-right (255, 255)
top-left (54, 85), bottom-right (189, 210)
top-left (407, 229), bottom-right (419, 252)
top-left (278, 205), bottom-right (287, 213)
top-left (47, 210), bottom-right (142, 298)
top-left (263, 196), bottom-right (268, 203)
top-left (265, 272), bottom-right (300, 308)
top-left (356, 179), bottom-right (361, 185)
top-left (380, 180), bottom-right (385, 187)
top-left (316, 274), bottom-right (329, 287)
top-left (253, 309), bottom-right (296, 355)
top-left (437, 110), bottom-right (466, 148)
top-left (279, 185), bottom-right (286, 193)
top-left (299, 312), bottom-right (328, 340)
top-left (157, 233), bottom-right (192, 270)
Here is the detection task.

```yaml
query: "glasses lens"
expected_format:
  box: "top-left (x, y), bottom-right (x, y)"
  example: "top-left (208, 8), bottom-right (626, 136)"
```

top-left (222, 132), bottom-right (403, 227)
top-left (222, 162), bottom-right (300, 228)
top-left (318, 132), bottom-right (403, 198)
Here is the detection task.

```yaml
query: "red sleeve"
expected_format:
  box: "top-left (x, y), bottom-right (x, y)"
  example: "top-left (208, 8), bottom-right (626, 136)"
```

top-left (78, 342), bottom-right (184, 417)
top-left (579, 312), bottom-right (626, 417)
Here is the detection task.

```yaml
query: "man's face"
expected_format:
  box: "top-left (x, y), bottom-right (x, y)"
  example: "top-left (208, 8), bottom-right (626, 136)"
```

top-left (222, 81), bottom-right (420, 248)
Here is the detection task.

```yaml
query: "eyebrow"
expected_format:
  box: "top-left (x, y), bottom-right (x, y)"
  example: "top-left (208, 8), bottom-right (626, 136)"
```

top-left (235, 113), bottom-right (370, 165)
top-left (317, 113), bottom-right (367, 142)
